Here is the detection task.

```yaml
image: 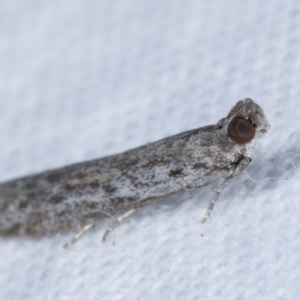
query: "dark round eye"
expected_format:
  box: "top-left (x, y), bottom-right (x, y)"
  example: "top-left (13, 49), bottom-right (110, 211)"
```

top-left (228, 117), bottom-right (255, 144)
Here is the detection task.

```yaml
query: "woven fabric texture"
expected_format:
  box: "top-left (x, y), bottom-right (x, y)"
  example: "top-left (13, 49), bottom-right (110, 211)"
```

top-left (0, 1), bottom-right (300, 299)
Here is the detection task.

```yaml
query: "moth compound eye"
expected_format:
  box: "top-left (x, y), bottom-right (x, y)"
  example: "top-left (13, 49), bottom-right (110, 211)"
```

top-left (228, 117), bottom-right (255, 144)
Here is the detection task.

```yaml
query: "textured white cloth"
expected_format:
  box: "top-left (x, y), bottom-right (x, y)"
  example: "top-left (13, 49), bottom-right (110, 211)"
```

top-left (1, 1), bottom-right (300, 299)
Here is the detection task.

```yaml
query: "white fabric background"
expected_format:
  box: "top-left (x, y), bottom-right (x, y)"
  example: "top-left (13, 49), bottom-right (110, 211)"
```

top-left (1, 1), bottom-right (300, 299)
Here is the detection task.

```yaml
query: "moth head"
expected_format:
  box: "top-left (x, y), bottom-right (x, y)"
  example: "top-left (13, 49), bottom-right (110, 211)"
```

top-left (219, 98), bottom-right (270, 146)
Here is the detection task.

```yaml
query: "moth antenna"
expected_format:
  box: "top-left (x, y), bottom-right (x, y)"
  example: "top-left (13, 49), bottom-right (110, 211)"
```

top-left (102, 208), bottom-right (137, 243)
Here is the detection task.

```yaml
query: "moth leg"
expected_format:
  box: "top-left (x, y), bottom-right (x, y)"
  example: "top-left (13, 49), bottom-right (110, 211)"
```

top-left (201, 176), bottom-right (233, 223)
top-left (201, 156), bottom-right (251, 223)
top-left (102, 208), bottom-right (136, 243)
top-left (63, 223), bottom-right (95, 248)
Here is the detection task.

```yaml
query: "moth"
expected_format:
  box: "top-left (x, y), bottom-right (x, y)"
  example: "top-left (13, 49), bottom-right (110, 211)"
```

top-left (0, 98), bottom-right (270, 246)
